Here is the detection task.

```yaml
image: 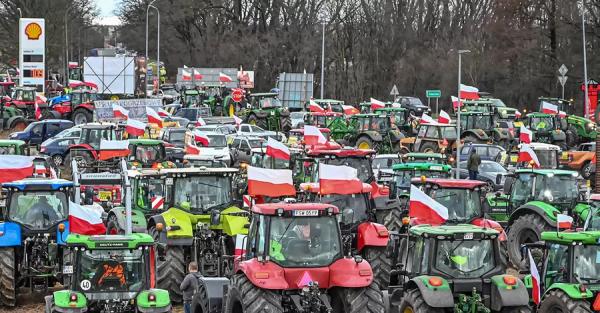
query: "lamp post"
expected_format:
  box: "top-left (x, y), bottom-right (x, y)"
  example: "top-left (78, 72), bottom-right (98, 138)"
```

top-left (149, 4), bottom-right (160, 92)
top-left (17, 8), bottom-right (22, 18)
top-left (145, 0), bottom-right (157, 65)
top-left (456, 49), bottom-right (471, 179)
top-left (320, 21), bottom-right (325, 99)
top-left (581, 0), bottom-right (589, 118)
top-left (64, 5), bottom-right (73, 85)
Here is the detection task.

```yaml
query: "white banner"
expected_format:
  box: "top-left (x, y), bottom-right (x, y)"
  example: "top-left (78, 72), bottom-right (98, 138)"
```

top-left (94, 99), bottom-right (162, 121)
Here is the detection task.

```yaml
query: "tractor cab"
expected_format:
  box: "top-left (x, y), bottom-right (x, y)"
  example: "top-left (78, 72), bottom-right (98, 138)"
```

top-left (309, 99), bottom-right (345, 114)
top-left (459, 111), bottom-right (493, 142)
top-left (76, 123), bottom-right (119, 150)
top-left (507, 142), bottom-right (561, 169)
top-left (303, 111), bottom-right (342, 128)
top-left (181, 89), bottom-right (204, 107)
top-left (127, 139), bottom-right (173, 169)
top-left (51, 89), bottom-right (96, 124)
top-left (342, 113), bottom-right (403, 152)
top-left (244, 93), bottom-right (291, 132)
top-left (65, 123), bottom-right (120, 174)
top-left (249, 146), bottom-right (302, 170)
top-left (410, 123), bottom-right (458, 154)
top-left (306, 148), bottom-right (376, 183)
top-left (8, 87), bottom-right (45, 119)
top-left (287, 127), bottom-right (340, 150)
top-left (525, 113), bottom-right (567, 149)
top-left (386, 163), bottom-right (452, 199)
top-left (0, 139), bottom-right (27, 155)
top-left (373, 107), bottom-right (412, 135)
top-left (248, 92), bottom-right (281, 109)
top-left (538, 97), bottom-right (596, 147)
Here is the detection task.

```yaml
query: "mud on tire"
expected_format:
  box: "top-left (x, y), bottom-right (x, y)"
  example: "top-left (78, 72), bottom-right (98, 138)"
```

top-left (331, 283), bottom-right (385, 313)
top-left (398, 288), bottom-right (445, 313)
top-left (224, 274), bottom-right (283, 313)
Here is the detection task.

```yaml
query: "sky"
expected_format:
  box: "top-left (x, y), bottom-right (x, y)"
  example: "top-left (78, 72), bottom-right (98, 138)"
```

top-left (96, 0), bottom-right (119, 17)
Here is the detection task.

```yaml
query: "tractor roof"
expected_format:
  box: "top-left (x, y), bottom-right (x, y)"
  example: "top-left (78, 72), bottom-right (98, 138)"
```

top-left (393, 163), bottom-right (451, 172)
top-left (404, 152), bottom-right (445, 159)
top-left (374, 107), bottom-right (406, 112)
top-left (460, 111), bottom-right (492, 116)
top-left (411, 178), bottom-right (486, 189)
top-left (128, 139), bottom-right (163, 145)
top-left (250, 92), bottom-right (278, 97)
top-left (66, 233), bottom-right (155, 249)
top-left (541, 231), bottom-right (600, 245)
top-left (183, 90), bottom-right (201, 95)
top-left (252, 202), bottom-right (339, 215)
top-left (312, 99), bottom-right (344, 103)
top-left (290, 128), bottom-right (331, 134)
top-left (527, 112), bottom-right (554, 117)
top-left (3, 178), bottom-right (73, 190)
top-left (299, 182), bottom-right (372, 194)
top-left (462, 99), bottom-right (494, 104)
top-left (409, 224), bottom-right (499, 237)
top-left (0, 139), bottom-right (25, 147)
top-left (128, 167), bottom-right (237, 177)
top-left (307, 111), bottom-right (342, 117)
top-left (514, 168), bottom-right (577, 176)
top-left (306, 148), bottom-right (375, 157)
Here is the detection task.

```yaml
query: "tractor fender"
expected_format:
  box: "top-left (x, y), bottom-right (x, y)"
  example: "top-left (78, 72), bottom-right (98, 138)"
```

top-left (508, 201), bottom-right (559, 227)
top-left (0, 222), bottom-right (21, 247)
top-left (462, 129), bottom-right (489, 141)
top-left (238, 258), bottom-right (289, 290)
top-left (356, 221), bottom-right (389, 252)
top-left (107, 207), bottom-right (148, 233)
top-left (218, 206), bottom-right (250, 236)
top-left (155, 207), bottom-right (195, 239)
top-left (492, 128), bottom-right (510, 140)
top-left (551, 130), bottom-right (566, 141)
top-left (147, 214), bottom-right (193, 246)
top-left (404, 276), bottom-right (454, 308)
top-left (254, 111), bottom-right (269, 118)
top-left (68, 143), bottom-right (99, 159)
top-left (50, 290), bottom-right (87, 312)
top-left (388, 130), bottom-right (404, 143)
top-left (361, 131), bottom-right (383, 142)
top-left (6, 115), bottom-right (26, 130)
top-left (543, 283), bottom-right (594, 300)
top-left (328, 256), bottom-right (374, 288)
top-left (75, 103), bottom-right (95, 112)
top-left (489, 275), bottom-right (530, 311)
top-left (136, 289), bottom-right (171, 312)
top-left (191, 277), bottom-right (230, 313)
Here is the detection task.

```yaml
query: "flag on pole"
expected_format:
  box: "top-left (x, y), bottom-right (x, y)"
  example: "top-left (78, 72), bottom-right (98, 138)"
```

top-left (112, 103), bottom-right (129, 119)
top-left (266, 137), bottom-right (291, 160)
top-left (371, 98), bottom-right (386, 110)
top-left (193, 131), bottom-right (210, 146)
top-left (157, 107), bottom-right (171, 118)
top-left (219, 72), bottom-right (233, 83)
top-left (518, 144), bottom-right (540, 168)
top-left (193, 69), bottom-right (203, 80)
top-left (459, 84), bottom-right (480, 100)
top-left (125, 119), bottom-right (146, 137)
top-left (304, 125), bottom-right (327, 145)
top-left (420, 113), bottom-right (436, 125)
top-left (528, 250), bottom-right (541, 305)
top-left (519, 126), bottom-right (532, 144)
top-left (451, 96), bottom-right (463, 110)
top-left (34, 102), bottom-right (42, 120)
top-left (69, 201), bottom-right (107, 235)
top-left (541, 101), bottom-right (558, 114)
top-left (438, 110), bottom-right (451, 124)
top-left (146, 107), bottom-right (163, 127)
top-left (99, 140), bottom-right (130, 160)
top-left (182, 69), bottom-right (192, 81)
top-left (195, 116), bottom-right (207, 127)
top-left (318, 163), bottom-right (363, 195)
top-left (0, 155), bottom-right (34, 183)
top-left (247, 166), bottom-right (296, 197)
top-left (557, 214), bottom-right (573, 229)
top-left (409, 184), bottom-right (449, 225)
top-left (309, 100), bottom-right (326, 113)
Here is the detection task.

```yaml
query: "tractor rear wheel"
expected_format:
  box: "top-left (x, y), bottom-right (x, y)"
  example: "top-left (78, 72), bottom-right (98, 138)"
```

top-left (156, 245), bottom-right (186, 303)
top-left (566, 126), bottom-right (579, 148)
top-left (356, 136), bottom-right (375, 150)
top-left (331, 283), bottom-right (385, 313)
top-left (0, 248), bottom-right (16, 307)
top-left (507, 213), bottom-right (551, 270)
top-left (377, 205), bottom-right (404, 232)
top-left (538, 289), bottom-right (592, 313)
top-left (398, 289), bottom-right (445, 313)
top-left (279, 115), bottom-right (291, 132)
top-left (419, 142), bottom-right (438, 153)
top-left (72, 109), bottom-right (92, 125)
top-left (224, 274), bottom-right (283, 313)
top-left (363, 247), bottom-right (392, 290)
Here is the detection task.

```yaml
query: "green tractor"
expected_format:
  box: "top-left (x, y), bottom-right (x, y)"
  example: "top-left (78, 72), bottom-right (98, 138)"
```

top-left (202, 83), bottom-right (234, 116)
top-left (0, 139), bottom-right (28, 155)
top-left (374, 107), bottom-right (415, 136)
top-left (329, 113), bottom-right (404, 153)
top-left (462, 98), bottom-right (519, 121)
top-left (459, 111), bottom-right (513, 149)
top-left (181, 89), bottom-right (205, 107)
top-left (402, 152), bottom-right (449, 164)
top-left (525, 112), bottom-right (568, 150)
top-left (0, 98), bottom-right (27, 131)
top-left (127, 139), bottom-right (178, 169)
top-left (538, 97), bottom-right (597, 147)
top-left (522, 230), bottom-right (600, 312)
top-left (387, 224), bottom-right (531, 313)
top-left (243, 92), bottom-right (291, 132)
top-left (146, 167), bottom-right (249, 303)
top-left (385, 162), bottom-right (452, 200)
top-left (44, 233), bottom-right (171, 313)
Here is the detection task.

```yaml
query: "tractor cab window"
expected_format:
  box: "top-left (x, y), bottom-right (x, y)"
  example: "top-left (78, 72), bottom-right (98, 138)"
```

top-left (436, 239), bottom-right (495, 278)
top-left (573, 245), bottom-right (600, 284)
top-left (268, 216), bottom-right (342, 267)
top-left (417, 125), bottom-right (427, 137)
top-left (173, 176), bottom-right (231, 211)
top-left (14, 89), bottom-right (34, 101)
top-left (534, 174), bottom-right (578, 205)
top-left (461, 114), bottom-right (492, 130)
top-left (252, 153), bottom-right (289, 169)
top-left (545, 243), bottom-right (569, 284)
top-left (370, 117), bottom-right (390, 131)
top-left (530, 116), bottom-right (555, 132)
top-left (429, 188), bottom-right (481, 222)
top-left (319, 193), bottom-right (369, 226)
top-left (324, 158), bottom-right (372, 182)
top-left (392, 111), bottom-right (406, 125)
top-left (137, 178), bottom-right (165, 210)
top-left (78, 249), bottom-right (145, 293)
top-left (259, 97), bottom-right (282, 108)
top-left (84, 129), bottom-right (115, 149)
top-left (0, 145), bottom-right (17, 154)
top-left (533, 150), bottom-right (558, 169)
top-left (511, 175), bottom-right (534, 206)
top-left (131, 145), bottom-right (163, 164)
top-left (8, 191), bottom-right (68, 230)
top-left (425, 126), bottom-right (439, 138)
top-left (440, 127), bottom-right (457, 140)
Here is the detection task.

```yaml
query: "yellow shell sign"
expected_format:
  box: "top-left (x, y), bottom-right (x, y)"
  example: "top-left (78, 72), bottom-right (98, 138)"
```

top-left (24, 22), bottom-right (42, 40)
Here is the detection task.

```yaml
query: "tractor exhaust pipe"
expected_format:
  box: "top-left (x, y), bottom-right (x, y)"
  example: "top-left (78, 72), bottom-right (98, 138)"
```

top-left (121, 159), bottom-right (133, 235)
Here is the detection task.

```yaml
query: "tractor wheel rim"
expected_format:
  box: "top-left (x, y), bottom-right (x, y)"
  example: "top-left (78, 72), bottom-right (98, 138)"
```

top-left (403, 307), bottom-right (415, 313)
top-left (358, 142), bottom-right (371, 149)
top-left (229, 105), bottom-right (234, 117)
top-left (74, 114), bottom-right (87, 125)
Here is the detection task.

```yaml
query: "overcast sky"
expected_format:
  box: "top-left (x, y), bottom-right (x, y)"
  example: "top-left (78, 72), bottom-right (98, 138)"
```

top-left (96, 0), bottom-right (119, 16)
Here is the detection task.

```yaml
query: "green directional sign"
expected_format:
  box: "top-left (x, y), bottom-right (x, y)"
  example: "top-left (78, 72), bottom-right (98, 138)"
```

top-left (426, 90), bottom-right (442, 98)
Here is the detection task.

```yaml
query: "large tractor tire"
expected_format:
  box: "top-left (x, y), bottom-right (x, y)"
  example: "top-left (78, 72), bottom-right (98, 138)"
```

top-left (72, 109), bottom-right (92, 125)
top-left (224, 274), bottom-right (283, 313)
top-left (10, 119), bottom-right (27, 132)
top-left (356, 136), bottom-right (375, 150)
top-left (507, 213), bottom-right (551, 270)
top-left (566, 126), bottom-right (580, 148)
top-left (377, 206), bottom-right (404, 233)
top-left (156, 245), bottom-right (186, 303)
top-left (419, 142), bottom-right (438, 153)
top-left (0, 248), bottom-right (16, 307)
top-left (538, 289), bottom-right (592, 313)
top-left (279, 115), bottom-right (291, 132)
top-left (398, 289), bottom-right (445, 313)
top-left (330, 283), bottom-right (385, 313)
top-left (582, 161), bottom-right (594, 180)
top-left (463, 135), bottom-right (480, 144)
top-left (363, 247), bottom-right (392, 290)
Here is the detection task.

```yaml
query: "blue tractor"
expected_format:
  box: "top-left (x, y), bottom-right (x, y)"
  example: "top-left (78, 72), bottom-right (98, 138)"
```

top-left (0, 178), bottom-right (73, 307)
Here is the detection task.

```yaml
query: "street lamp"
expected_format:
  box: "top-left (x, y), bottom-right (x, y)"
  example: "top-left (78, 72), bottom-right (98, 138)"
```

top-left (17, 8), bottom-right (22, 18)
top-left (145, 0), bottom-right (157, 65)
top-left (149, 4), bottom-right (160, 92)
top-left (456, 49), bottom-right (471, 179)
top-left (64, 5), bottom-right (73, 85)
top-left (581, 0), bottom-right (589, 118)
top-left (320, 21), bottom-right (326, 99)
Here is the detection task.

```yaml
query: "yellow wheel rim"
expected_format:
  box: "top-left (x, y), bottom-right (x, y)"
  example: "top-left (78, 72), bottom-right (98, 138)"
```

top-left (358, 142), bottom-right (371, 150)
top-left (229, 104), bottom-right (235, 117)
top-left (110, 95), bottom-right (119, 100)
top-left (403, 307), bottom-right (414, 313)
top-left (424, 148), bottom-right (435, 153)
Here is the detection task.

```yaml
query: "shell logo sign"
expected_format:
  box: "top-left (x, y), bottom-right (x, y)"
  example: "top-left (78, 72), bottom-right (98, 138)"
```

top-left (24, 22), bottom-right (42, 40)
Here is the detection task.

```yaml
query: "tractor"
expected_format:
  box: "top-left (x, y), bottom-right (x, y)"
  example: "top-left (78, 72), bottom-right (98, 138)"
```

top-left (302, 111), bottom-right (343, 128)
top-left (308, 98), bottom-right (346, 114)
top-left (373, 107), bottom-right (415, 136)
top-left (402, 123), bottom-right (458, 155)
top-left (146, 167), bottom-right (249, 302)
top-left (299, 182), bottom-right (393, 289)
top-left (504, 142), bottom-right (561, 170)
top-left (50, 89), bottom-right (97, 125)
top-left (127, 139), bottom-right (177, 169)
top-left (180, 89), bottom-right (205, 107)
top-left (243, 93), bottom-right (291, 132)
top-left (64, 123), bottom-right (121, 175)
top-left (524, 112), bottom-right (567, 149)
top-left (43, 233), bottom-right (172, 313)
top-left (6, 86), bottom-right (50, 120)
top-left (329, 113), bottom-right (404, 153)
top-left (287, 127), bottom-right (341, 150)
top-left (384, 162), bottom-right (452, 205)
top-left (462, 98), bottom-right (520, 124)
top-left (0, 97), bottom-right (27, 131)
top-left (459, 111), bottom-right (513, 149)
top-left (0, 139), bottom-right (28, 155)
top-left (387, 224), bottom-right (531, 313)
top-left (0, 178), bottom-right (73, 306)
top-left (192, 201), bottom-right (386, 313)
top-left (538, 97), bottom-right (597, 147)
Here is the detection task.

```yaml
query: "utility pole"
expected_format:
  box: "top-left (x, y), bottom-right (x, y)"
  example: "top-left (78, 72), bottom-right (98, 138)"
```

top-left (456, 50), bottom-right (471, 179)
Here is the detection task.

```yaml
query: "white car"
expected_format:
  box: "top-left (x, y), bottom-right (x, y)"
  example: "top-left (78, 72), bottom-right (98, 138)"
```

top-left (236, 124), bottom-right (286, 142)
top-left (186, 131), bottom-right (231, 165)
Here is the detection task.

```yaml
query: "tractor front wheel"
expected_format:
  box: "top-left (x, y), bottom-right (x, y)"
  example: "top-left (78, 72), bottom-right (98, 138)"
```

top-left (279, 115), bottom-right (291, 132)
top-left (0, 248), bottom-right (16, 307)
top-left (156, 245), bottom-right (186, 303)
top-left (224, 274), bottom-right (283, 313)
top-left (566, 126), bottom-right (580, 148)
top-left (72, 109), bottom-right (92, 125)
top-left (538, 289), bottom-right (592, 313)
top-left (356, 136), bottom-right (374, 150)
top-left (377, 205), bottom-right (404, 233)
top-left (363, 247), bottom-right (392, 290)
top-left (398, 289), bottom-right (445, 313)
top-left (507, 213), bottom-right (551, 270)
top-left (331, 283), bottom-right (385, 313)
top-left (419, 142), bottom-right (438, 153)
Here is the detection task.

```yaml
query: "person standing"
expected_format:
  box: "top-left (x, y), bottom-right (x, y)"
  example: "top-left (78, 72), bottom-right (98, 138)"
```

top-left (467, 149), bottom-right (481, 180)
top-left (180, 262), bottom-right (201, 313)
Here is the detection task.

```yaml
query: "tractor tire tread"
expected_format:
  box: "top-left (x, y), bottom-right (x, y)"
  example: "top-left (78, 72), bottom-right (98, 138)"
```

top-left (538, 289), bottom-right (592, 313)
top-left (0, 248), bottom-right (16, 307)
top-left (364, 247), bottom-right (392, 290)
top-left (157, 246), bottom-right (186, 303)
top-left (398, 288), bottom-right (444, 313)
top-left (225, 274), bottom-right (283, 313)
top-left (507, 213), bottom-right (551, 270)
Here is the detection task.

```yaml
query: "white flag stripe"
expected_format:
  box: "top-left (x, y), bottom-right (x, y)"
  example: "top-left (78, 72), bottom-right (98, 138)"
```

top-left (247, 166), bottom-right (293, 185)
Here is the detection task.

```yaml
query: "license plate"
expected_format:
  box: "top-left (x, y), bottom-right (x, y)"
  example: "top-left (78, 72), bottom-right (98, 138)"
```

top-left (293, 210), bottom-right (319, 217)
top-left (463, 233), bottom-right (474, 240)
top-left (98, 191), bottom-right (112, 201)
top-left (63, 265), bottom-right (73, 274)
top-left (430, 166), bottom-right (443, 171)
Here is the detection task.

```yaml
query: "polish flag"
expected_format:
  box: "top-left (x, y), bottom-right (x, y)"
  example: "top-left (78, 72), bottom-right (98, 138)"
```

top-left (99, 140), bottom-right (130, 160)
top-left (112, 103), bottom-right (129, 119)
top-left (219, 72), bottom-right (233, 83)
top-left (194, 131), bottom-right (210, 146)
top-left (69, 201), bottom-right (106, 235)
top-left (266, 137), bottom-right (290, 160)
top-left (233, 115), bottom-right (243, 126)
top-left (541, 101), bottom-right (558, 114)
top-left (151, 196), bottom-right (165, 210)
top-left (518, 144), bottom-right (540, 168)
top-left (459, 84), bottom-right (480, 100)
top-left (68, 80), bottom-right (84, 88)
top-left (125, 119), bottom-right (146, 137)
top-left (318, 163), bottom-right (363, 195)
top-left (557, 214), bottom-right (573, 229)
top-left (451, 96), bottom-right (463, 110)
top-left (371, 98), bottom-right (386, 110)
top-left (304, 125), bottom-right (327, 145)
top-left (193, 69), bottom-right (203, 80)
top-left (519, 126), bottom-right (532, 144)
top-left (420, 113), bottom-right (436, 125)
top-left (247, 166), bottom-right (296, 197)
top-left (309, 100), bottom-right (326, 113)
top-left (438, 110), bottom-right (451, 124)
top-left (36, 95), bottom-right (47, 104)
top-left (157, 107), bottom-right (171, 118)
top-left (409, 184), bottom-right (449, 225)
top-left (182, 69), bottom-right (192, 81)
top-left (234, 234), bottom-right (247, 256)
top-left (146, 107), bottom-right (163, 127)
top-left (34, 102), bottom-right (42, 120)
top-left (559, 111), bottom-right (567, 118)
top-left (0, 155), bottom-right (34, 183)
top-left (195, 116), bottom-right (207, 127)
top-left (341, 105), bottom-right (359, 115)
top-left (515, 110), bottom-right (522, 119)
top-left (528, 250), bottom-right (541, 305)
top-left (185, 144), bottom-right (201, 155)
top-left (34, 164), bottom-right (47, 176)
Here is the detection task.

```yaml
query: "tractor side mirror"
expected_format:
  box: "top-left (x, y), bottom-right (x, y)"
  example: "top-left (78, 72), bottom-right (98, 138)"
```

top-left (503, 176), bottom-right (514, 195)
top-left (496, 174), bottom-right (503, 185)
top-left (210, 210), bottom-right (221, 226)
top-left (389, 182), bottom-right (397, 199)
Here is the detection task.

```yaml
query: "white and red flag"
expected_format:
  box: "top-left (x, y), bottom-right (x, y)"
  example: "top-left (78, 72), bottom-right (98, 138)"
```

top-left (157, 107), bottom-right (171, 118)
top-left (146, 106), bottom-right (163, 127)
top-left (318, 163), bottom-right (363, 195)
top-left (459, 84), bottom-right (480, 100)
top-left (304, 125), bottom-right (327, 145)
top-left (309, 100), bottom-right (326, 113)
top-left (99, 140), bottom-right (130, 160)
top-left (195, 116), bottom-right (207, 127)
top-left (557, 214), bottom-right (573, 229)
top-left (69, 201), bottom-right (106, 235)
top-left (371, 98), bottom-right (386, 110)
top-left (266, 137), bottom-right (290, 161)
top-left (451, 96), bottom-right (463, 110)
top-left (528, 250), bottom-right (541, 305)
top-left (182, 69), bottom-right (192, 81)
top-left (112, 103), bottom-right (129, 119)
top-left (438, 110), bottom-right (451, 124)
top-left (409, 184), bottom-right (449, 225)
top-left (234, 234), bottom-right (247, 257)
top-left (519, 126), bottom-right (532, 144)
top-left (518, 144), bottom-right (540, 168)
top-left (185, 144), bottom-right (201, 155)
top-left (541, 101), bottom-right (558, 114)
top-left (125, 119), bottom-right (146, 137)
top-left (193, 131), bottom-right (210, 146)
top-left (247, 166), bottom-right (296, 197)
top-left (219, 72), bottom-right (233, 83)
top-left (34, 102), bottom-right (42, 120)
top-left (420, 113), bottom-right (436, 125)
top-left (341, 105), bottom-right (359, 115)
top-left (559, 111), bottom-right (567, 118)
top-left (193, 69), bottom-right (203, 80)
top-left (0, 155), bottom-right (34, 183)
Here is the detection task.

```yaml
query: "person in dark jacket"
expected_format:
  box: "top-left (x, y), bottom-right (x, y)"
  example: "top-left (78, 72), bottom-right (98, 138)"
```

top-left (467, 149), bottom-right (481, 180)
top-left (180, 262), bottom-right (201, 313)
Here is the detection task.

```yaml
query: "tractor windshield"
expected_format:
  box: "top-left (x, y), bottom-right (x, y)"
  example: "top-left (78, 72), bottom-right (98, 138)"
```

top-left (534, 174), bottom-right (578, 205)
top-left (573, 245), bottom-right (600, 284)
top-left (530, 116), bottom-right (555, 132)
top-left (269, 216), bottom-right (342, 267)
top-left (391, 111), bottom-right (406, 125)
top-left (436, 239), bottom-right (495, 278)
top-left (259, 97), bottom-right (282, 108)
top-left (429, 188), bottom-right (481, 222)
top-left (533, 150), bottom-right (558, 169)
top-left (461, 115), bottom-right (492, 130)
top-left (440, 127), bottom-right (457, 140)
top-left (8, 191), bottom-right (68, 230)
top-left (0, 145), bottom-right (17, 155)
top-left (323, 157), bottom-right (373, 182)
top-left (173, 175), bottom-right (232, 211)
top-left (78, 249), bottom-right (145, 293)
top-left (131, 145), bottom-right (164, 164)
top-left (319, 193), bottom-right (369, 225)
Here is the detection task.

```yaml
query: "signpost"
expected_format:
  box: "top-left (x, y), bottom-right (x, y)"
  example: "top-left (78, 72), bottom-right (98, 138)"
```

top-left (19, 18), bottom-right (45, 94)
top-left (390, 85), bottom-right (399, 99)
top-left (426, 89), bottom-right (442, 115)
top-left (558, 64), bottom-right (568, 100)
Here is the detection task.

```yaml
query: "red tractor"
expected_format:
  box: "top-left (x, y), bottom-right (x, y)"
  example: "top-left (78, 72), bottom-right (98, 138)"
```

top-left (300, 182), bottom-right (392, 290)
top-left (50, 89), bottom-right (96, 124)
top-left (64, 123), bottom-right (121, 174)
top-left (191, 201), bottom-right (385, 313)
top-left (5, 86), bottom-right (49, 120)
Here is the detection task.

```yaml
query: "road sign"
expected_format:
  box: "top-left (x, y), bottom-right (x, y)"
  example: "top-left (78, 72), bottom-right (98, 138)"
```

top-left (426, 90), bottom-right (442, 98)
top-left (232, 88), bottom-right (244, 103)
top-left (558, 64), bottom-right (568, 76)
top-left (390, 85), bottom-right (399, 97)
top-left (558, 76), bottom-right (568, 87)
